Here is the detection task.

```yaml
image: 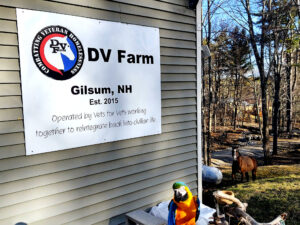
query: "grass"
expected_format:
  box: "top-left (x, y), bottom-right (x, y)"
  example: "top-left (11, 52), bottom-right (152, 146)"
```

top-left (203, 164), bottom-right (300, 225)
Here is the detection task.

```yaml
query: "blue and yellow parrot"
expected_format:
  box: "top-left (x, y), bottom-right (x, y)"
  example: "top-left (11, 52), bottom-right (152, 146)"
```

top-left (168, 182), bottom-right (200, 225)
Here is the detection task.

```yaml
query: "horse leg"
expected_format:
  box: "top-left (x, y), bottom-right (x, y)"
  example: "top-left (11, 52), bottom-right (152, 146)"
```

top-left (245, 172), bottom-right (249, 182)
top-left (241, 172), bottom-right (244, 182)
top-left (232, 173), bottom-right (237, 184)
top-left (252, 169), bottom-right (257, 181)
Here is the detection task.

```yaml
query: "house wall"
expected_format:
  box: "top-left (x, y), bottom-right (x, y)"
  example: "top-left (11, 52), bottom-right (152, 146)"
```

top-left (0, 0), bottom-right (198, 224)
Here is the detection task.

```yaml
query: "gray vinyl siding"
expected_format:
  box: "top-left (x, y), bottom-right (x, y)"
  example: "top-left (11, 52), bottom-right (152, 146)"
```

top-left (0, 0), bottom-right (197, 224)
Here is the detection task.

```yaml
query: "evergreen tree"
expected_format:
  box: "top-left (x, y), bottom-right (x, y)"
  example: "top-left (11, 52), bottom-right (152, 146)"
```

top-left (228, 27), bottom-right (251, 129)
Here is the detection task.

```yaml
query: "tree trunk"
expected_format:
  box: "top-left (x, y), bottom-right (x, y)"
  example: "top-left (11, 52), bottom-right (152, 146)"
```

top-left (272, 71), bottom-right (281, 155)
top-left (213, 71), bottom-right (220, 132)
top-left (202, 57), bottom-right (207, 165)
top-left (278, 108), bottom-right (282, 135)
top-left (214, 110), bottom-right (217, 132)
top-left (281, 110), bottom-right (285, 132)
top-left (272, 22), bottom-right (282, 156)
top-left (233, 69), bottom-right (239, 130)
top-left (244, 0), bottom-right (270, 165)
top-left (255, 91), bottom-right (263, 138)
top-left (223, 101), bottom-right (227, 126)
top-left (207, 61), bottom-right (212, 165)
top-left (242, 104), bottom-right (246, 127)
top-left (286, 52), bottom-right (292, 137)
top-left (288, 48), bottom-right (298, 135)
top-left (291, 49), bottom-right (298, 130)
top-left (234, 104), bottom-right (238, 130)
top-left (250, 54), bottom-right (263, 137)
top-left (261, 79), bottom-right (271, 164)
top-left (206, 0), bottom-right (212, 166)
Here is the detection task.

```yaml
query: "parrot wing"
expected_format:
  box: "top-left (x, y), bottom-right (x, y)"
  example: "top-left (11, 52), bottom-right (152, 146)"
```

top-left (168, 200), bottom-right (177, 225)
top-left (194, 195), bottom-right (200, 221)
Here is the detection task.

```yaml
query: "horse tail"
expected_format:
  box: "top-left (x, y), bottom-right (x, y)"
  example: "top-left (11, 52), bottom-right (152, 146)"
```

top-left (250, 157), bottom-right (258, 181)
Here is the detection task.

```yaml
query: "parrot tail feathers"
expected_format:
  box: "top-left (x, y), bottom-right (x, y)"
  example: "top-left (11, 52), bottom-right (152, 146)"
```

top-left (168, 200), bottom-right (177, 225)
top-left (195, 196), bottom-right (200, 221)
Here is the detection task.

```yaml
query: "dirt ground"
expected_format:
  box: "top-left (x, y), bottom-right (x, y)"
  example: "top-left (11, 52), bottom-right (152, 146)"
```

top-left (203, 125), bottom-right (300, 224)
top-left (210, 125), bottom-right (300, 166)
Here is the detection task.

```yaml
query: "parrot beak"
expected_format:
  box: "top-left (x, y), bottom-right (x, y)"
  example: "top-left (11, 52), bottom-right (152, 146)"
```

top-left (174, 186), bottom-right (188, 202)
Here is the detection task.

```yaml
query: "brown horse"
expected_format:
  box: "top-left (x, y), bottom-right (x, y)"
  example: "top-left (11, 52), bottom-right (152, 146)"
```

top-left (232, 148), bottom-right (257, 182)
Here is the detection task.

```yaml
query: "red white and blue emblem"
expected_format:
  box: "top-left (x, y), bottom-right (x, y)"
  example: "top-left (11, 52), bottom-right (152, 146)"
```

top-left (32, 25), bottom-right (84, 80)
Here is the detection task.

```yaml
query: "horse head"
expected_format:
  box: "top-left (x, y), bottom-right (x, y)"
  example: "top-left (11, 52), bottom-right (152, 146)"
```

top-left (44, 36), bottom-right (76, 72)
top-left (232, 147), bottom-right (240, 161)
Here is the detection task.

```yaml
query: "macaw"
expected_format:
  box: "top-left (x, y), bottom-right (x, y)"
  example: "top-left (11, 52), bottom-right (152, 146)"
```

top-left (168, 182), bottom-right (200, 225)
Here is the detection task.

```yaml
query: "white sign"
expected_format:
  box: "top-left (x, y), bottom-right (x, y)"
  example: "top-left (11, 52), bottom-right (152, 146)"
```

top-left (17, 9), bottom-right (161, 155)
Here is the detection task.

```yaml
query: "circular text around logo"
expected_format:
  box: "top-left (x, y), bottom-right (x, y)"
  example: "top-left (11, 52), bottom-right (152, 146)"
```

top-left (32, 25), bottom-right (85, 80)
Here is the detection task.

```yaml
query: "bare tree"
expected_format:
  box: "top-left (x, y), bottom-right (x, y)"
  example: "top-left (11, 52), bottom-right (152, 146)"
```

top-left (202, 0), bottom-right (229, 165)
top-left (249, 55), bottom-right (263, 137)
top-left (242, 0), bottom-right (272, 164)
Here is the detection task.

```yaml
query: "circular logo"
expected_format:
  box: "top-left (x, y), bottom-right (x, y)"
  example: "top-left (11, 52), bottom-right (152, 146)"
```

top-left (32, 25), bottom-right (84, 80)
